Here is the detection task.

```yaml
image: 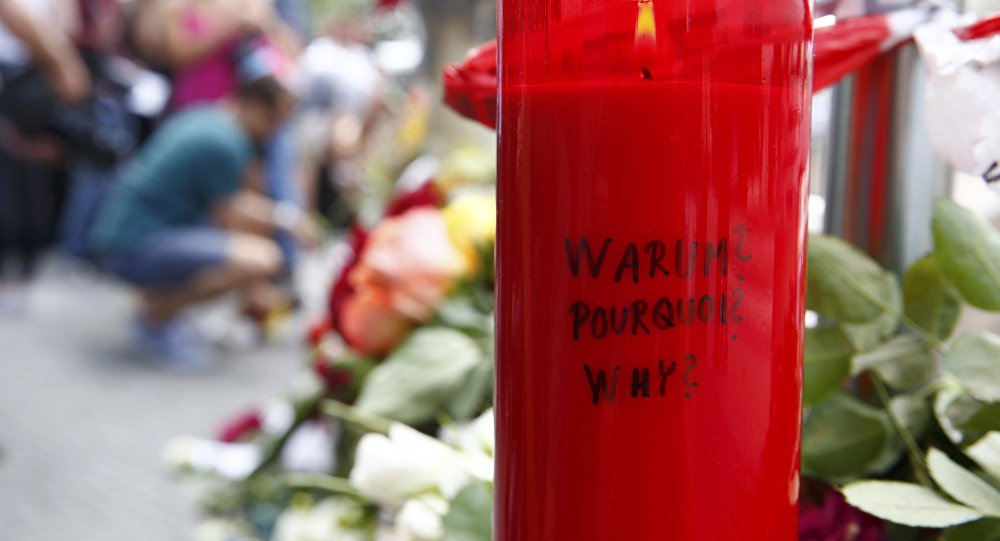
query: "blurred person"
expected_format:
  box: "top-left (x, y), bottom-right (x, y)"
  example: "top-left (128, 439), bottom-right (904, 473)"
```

top-left (129, 0), bottom-right (306, 278)
top-left (59, 0), bottom-right (140, 261)
top-left (0, 0), bottom-right (90, 311)
top-left (295, 13), bottom-right (386, 224)
top-left (0, 0), bottom-right (88, 102)
top-left (90, 75), bottom-right (317, 366)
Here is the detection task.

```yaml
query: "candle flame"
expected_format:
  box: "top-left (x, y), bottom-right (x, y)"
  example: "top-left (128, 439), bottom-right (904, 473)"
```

top-left (636, 0), bottom-right (656, 43)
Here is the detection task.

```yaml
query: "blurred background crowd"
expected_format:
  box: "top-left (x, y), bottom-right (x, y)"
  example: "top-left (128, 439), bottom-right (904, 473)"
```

top-left (0, 0), bottom-right (494, 365)
top-left (0, 1), bottom-right (496, 537)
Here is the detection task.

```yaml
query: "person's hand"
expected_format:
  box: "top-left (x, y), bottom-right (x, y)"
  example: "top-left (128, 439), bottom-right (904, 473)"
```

top-left (45, 52), bottom-right (91, 103)
top-left (291, 214), bottom-right (321, 250)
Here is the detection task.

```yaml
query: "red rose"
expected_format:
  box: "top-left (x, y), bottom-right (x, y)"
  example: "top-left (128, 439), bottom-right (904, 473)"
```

top-left (443, 41), bottom-right (497, 129)
top-left (328, 225), bottom-right (370, 334)
top-left (217, 409), bottom-right (263, 443)
top-left (385, 182), bottom-right (444, 218)
top-left (313, 347), bottom-right (355, 392)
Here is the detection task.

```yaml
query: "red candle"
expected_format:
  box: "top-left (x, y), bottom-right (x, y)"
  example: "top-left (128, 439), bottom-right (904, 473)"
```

top-left (495, 1), bottom-right (812, 540)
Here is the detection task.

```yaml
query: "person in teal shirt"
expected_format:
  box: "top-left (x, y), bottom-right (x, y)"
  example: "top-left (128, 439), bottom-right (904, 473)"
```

top-left (91, 76), bottom-right (316, 366)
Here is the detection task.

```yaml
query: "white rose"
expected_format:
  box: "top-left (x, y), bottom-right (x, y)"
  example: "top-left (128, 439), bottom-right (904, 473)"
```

top-left (272, 498), bottom-right (369, 541)
top-left (193, 519), bottom-right (255, 541)
top-left (440, 409), bottom-right (495, 483)
top-left (394, 495), bottom-right (449, 541)
top-left (350, 423), bottom-right (470, 508)
top-left (161, 436), bottom-right (260, 480)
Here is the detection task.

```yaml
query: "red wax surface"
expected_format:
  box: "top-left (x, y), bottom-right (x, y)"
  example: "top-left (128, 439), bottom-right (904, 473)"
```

top-left (496, 3), bottom-right (812, 540)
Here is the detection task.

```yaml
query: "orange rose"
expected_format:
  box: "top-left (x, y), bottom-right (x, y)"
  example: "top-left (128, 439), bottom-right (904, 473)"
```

top-left (340, 208), bottom-right (464, 355)
top-left (340, 289), bottom-right (414, 356)
top-left (350, 208), bottom-right (464, 322)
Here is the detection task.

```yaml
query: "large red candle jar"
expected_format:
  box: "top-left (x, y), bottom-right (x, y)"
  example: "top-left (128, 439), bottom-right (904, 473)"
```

top-left (495, 1), bottom-right (813, 540)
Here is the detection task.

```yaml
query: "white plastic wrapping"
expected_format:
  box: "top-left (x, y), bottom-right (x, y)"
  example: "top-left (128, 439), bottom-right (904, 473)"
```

top-left (916, 15), bottom-right (1000, 183)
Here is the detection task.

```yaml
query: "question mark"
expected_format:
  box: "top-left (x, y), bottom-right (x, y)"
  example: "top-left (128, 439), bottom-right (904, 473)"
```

top-left (683, 354), bottom-right (699, 398)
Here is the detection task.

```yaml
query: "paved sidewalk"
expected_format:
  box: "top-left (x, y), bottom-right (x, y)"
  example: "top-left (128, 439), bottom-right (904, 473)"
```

top-left (0, 256), bottom-right (331, 541)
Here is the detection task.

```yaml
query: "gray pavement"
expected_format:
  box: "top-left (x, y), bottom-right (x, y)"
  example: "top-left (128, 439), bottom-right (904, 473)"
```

top-left (0, 255), bottom-right (331, 541)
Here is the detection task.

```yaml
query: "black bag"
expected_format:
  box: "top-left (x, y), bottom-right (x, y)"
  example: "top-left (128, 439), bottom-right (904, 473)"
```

top-left (0, 64), bottom-right (133, 167)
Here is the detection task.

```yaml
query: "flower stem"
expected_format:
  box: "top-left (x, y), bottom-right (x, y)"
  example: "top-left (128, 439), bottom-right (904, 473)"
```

top-left (284, 473), bottom-right (365, 499)
top-left (321, 400), bottom-right (392, 434)
top-left (247, 393), bottom-right (323, 480)
top-left (872, 375), bottom-right (932, 488)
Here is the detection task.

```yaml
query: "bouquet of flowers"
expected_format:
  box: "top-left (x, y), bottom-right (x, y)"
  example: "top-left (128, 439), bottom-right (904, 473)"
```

top-left (166, 148), bottom-right (499, 541)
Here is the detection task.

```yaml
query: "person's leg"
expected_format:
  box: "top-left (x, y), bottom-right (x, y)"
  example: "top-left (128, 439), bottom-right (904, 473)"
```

top-left (0, 149), bottom-right (19, 281)
top-left (18, 162), bottom-right (53, 279)
top-left (60, 163), bottom-right (115, 260)
top-left (103, 228), bottom-right (284, 364)
top-left (139, 233), bottom-right (284, 323)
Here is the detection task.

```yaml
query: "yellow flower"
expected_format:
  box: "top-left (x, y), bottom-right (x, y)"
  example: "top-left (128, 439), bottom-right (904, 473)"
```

top-left (435, 146), bottom-right (496, 193)
top-left (442, 194), bottom-right (496, 275)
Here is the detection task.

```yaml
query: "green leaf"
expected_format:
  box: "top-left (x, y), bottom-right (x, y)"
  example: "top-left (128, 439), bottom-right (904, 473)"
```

top-left (434, 297), bottom-right (493, 338)
top-left (803, 393), bottom-right (891, 481)
top-left (356, 327), bottom-right (482, 425)
top-left (842, 277), bottom-right (902, 352)
top-left (445, 357), bottom-right (494, 421)
top-left (946, 332), bottom-right (1000, 402)
top-left (933, 199), bottom-right (1000, 311)
top-left (967, 432), bottom-right (1000, 483)
top-left (851, 335), bottom-right (937, 390)
top-left (842, 481), bottom-right (984, 527)
top-left (941, 519), bottom-right (1000, 541)
top-left (904, 255), bottom-right (962, 340)
top-left (869, 395), bottom-right (931, 475)
top-left (804, 327), bottom-right (853, 406)
top-left (936, 390), bottom-right (987, 445)
top-left (966, 403), bottom-right (1000, 437)
top-left (928, 448), bottom-right (1000, 516)
top-left (444, 482), bottom-right (493, 541)
top-left (808, 235), bottom-right (899, 323)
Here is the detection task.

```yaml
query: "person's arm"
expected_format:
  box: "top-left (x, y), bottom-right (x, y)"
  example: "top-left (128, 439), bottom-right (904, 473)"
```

top-left (160, 0), bottom-right (246, 69)
top-left (0, 0), bottom-right (89, 102)
top-left (215, 189), bottom-right (319, 249)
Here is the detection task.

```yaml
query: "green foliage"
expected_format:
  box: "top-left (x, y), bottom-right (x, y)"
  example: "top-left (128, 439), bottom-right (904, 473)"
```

top-left (941, 519), bottom-right (1000, 541)
top-left (852, 336), bottom-right (935, 390)
top-left (947, 332), bottom-right (1000, 402)
top-left (356, 327), bottom-right (485, 425)
top-left (842, 480), bottom-right (985, 528)
top-left (805, 199), bottom-right (1000, 539)
top-left (933, 199), bottom-right (1000, 310)
top-left (803, 393), bottom-right (892, 481)
top-left (808, 235), bottom-right (900, 323)
top-left (904, 256), bottom-right (961, 341)
top-left (804, 327), bottom-right (853, 406)
top-left (444, 482), bottom-right (493, 541)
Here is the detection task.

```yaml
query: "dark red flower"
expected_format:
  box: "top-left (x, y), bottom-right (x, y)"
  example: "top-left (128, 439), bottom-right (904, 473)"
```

top-left (307, 317), bottom-right (332, 346)
top-left (800, 490), bottom-right (887, 541)
top-left (385, 182), bottom-right (444, 218)
top-left (375, 0), bottom-right (404, 11)
top-left (443, 41), bottom-right (497, 129)
top-left (217, 409), bottom-right (263, 443)
top-left (327, 225), bottom-right (369, 334)
top-left (313, 349), bottom-right (354, 392)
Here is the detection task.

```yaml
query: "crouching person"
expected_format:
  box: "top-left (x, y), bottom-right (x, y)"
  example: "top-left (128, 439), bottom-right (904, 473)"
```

top-left (90, 75), bottom-right (316, 366)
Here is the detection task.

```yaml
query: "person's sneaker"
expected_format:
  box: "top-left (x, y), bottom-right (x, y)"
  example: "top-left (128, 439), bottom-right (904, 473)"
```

top-left (133, 317), bottom-right (215, 371)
